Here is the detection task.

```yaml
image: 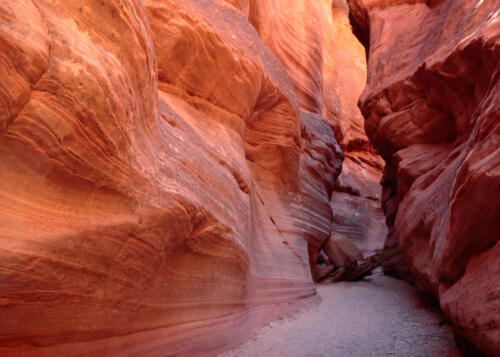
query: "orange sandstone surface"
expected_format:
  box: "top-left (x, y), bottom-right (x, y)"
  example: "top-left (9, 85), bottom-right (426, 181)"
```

top-left (1, 0), bottom-right (498, 355)
top-left (0, 0), bottom-right (375, 355)
top-left (348, 0), bottom-right (500, 354)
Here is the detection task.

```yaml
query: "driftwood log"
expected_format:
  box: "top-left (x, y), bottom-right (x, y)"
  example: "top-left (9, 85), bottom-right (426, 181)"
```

top-left (319, 246), bottom-right (401, 283)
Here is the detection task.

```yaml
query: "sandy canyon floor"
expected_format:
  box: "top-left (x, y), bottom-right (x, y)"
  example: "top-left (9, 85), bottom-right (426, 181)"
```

top-left (220, 270), bottom-right (460, 357)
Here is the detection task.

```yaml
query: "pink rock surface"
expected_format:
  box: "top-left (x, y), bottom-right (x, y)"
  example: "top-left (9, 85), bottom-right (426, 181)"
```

top-left (323, 232), bottom-right (364, 267)
top-left (0, 0), bottom-right (344, 355)
top-left (246, 0), bottom-right (387, 255)
top-left (328, 2), bottom-right (387, 256)
top-left (349, 0), bottom-right (500, 353)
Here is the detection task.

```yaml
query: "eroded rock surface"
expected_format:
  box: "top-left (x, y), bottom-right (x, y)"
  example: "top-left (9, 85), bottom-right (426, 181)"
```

top-left (328, 1), bottom-right (387, 256)
top-left (349, 0), bottom-right (500, 354)
top-left (245, 0), bottom-right (387, 256)
top-left (0, 0), bottom-right (345, 355)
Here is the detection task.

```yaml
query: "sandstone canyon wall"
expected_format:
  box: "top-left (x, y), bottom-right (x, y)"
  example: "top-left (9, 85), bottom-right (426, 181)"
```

top-left (0, 0), bottom-right (362, 356)
top-left (348, 0), bottom-right (500, 355)
top-left (245, 0), bottom-right (387, 256)
top-left (327, 1), bottom-right (387, 256)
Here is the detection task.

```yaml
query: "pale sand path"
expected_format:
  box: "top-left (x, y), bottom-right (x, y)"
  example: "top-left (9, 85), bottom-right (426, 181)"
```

top-left (220, 270), bottom-right (460, 357)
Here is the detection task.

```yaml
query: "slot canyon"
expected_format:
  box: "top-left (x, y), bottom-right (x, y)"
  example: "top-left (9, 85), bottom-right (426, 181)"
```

top-left (0, 0), bottom-right (498, 356)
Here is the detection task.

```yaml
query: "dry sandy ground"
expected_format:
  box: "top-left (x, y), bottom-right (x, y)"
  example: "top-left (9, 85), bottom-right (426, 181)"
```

top-left (220, 270), bottom-right (460, 357)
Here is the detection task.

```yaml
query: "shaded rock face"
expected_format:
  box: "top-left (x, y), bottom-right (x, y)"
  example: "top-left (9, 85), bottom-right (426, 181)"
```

top-left (323, 232), bottom-right (364, 267)
top-left (348, 0), bottom-right (500, 354)
top-left (0, 0), bottom-right (351, 355)
top-left (245, 0), bottom-right (387, 256)
top-left (328, 2), bottom-right (387, 256)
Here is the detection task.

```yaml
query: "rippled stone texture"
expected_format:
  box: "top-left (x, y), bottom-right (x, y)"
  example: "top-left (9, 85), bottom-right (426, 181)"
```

top-left (349, 0), bottom-right (500, 354)
top-left (0, 0), bottom-right (344, 355)
top-left (328, 1), bottom-right (387, 256)
top-left (245, 0), bottom-right (387, 256)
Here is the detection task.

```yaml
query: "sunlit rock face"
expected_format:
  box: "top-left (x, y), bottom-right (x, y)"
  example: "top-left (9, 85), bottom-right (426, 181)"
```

top-left (0, 0), bottom-right (347, 355)
top-left (245, 0), bottom-right (387, 256)
top-left (349, 0), bottom-right (500, 354)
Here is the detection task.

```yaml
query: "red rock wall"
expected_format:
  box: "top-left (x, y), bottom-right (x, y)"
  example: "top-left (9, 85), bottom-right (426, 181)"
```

top-left (0, 0), bottom-right (348, 355)
top-left (327, 1), bottom-right (387, 256)
top-left (246, 0), bottom-right (387, 256)
top-left (348, 0), bottom-right (500, 354)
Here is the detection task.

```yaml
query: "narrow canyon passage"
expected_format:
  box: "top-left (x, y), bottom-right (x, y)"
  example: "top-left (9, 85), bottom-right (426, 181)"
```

top-left (0, 0), bottom-right (498, 356)
top-left (221, 270), bottom-right (459, 357)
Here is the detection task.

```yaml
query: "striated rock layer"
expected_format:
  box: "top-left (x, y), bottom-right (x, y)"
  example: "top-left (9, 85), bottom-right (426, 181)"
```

top-left (328, 1), bottom-right (387, 256)
top-left (245, 0), bottom-right (387, 257)
top-left (0, 0), bottom-right (347, 355)
top-left (348, 0), bottom-right (500, 354)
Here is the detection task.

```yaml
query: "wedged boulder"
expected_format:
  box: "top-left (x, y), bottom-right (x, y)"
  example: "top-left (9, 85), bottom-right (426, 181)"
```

top-left (324, 232), bottom-right (364, 267)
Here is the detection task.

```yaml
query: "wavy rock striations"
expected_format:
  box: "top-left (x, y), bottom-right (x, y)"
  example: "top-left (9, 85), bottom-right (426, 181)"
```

top-left (244, 0), bottom-right (387, 257)
top-left (327, 1), bottom-right (387, 257)
top-left (0, 0), bottom-right (345, 355)
top-left (348, 0), bottom-right (500, 354)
